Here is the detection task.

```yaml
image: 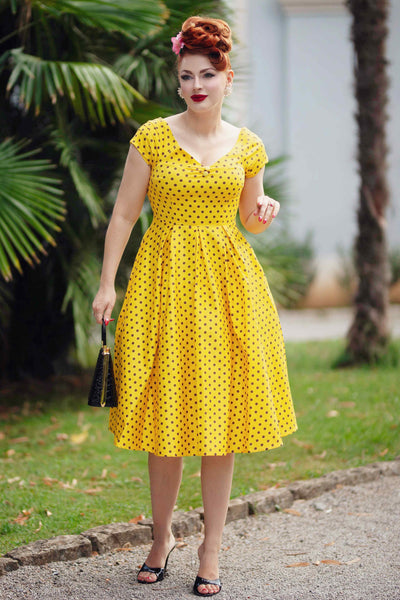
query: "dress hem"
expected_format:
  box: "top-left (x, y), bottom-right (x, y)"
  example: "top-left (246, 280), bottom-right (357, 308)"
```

top-left (108, 425), bottom-right (298, 458)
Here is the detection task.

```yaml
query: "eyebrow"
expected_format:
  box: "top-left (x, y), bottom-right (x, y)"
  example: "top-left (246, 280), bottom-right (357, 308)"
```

top-left (180, 68), bottom-right (217, 74)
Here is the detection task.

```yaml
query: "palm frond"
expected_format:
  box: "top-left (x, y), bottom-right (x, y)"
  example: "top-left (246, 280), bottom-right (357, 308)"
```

top-left (32, 0), bottom-right (169, 38)
top-left (50, 128), bottom-right (106, 227)
top-left (0, 138), bottom-right (66, 281)
top-left (6, 49), bottom-right (146, 126)
top-left (62, 249), bottom-right (103, 366)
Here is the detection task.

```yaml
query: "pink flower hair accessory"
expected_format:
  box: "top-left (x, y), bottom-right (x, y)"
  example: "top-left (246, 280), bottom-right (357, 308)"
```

top-left (171, 31), bottom-right (184, 55)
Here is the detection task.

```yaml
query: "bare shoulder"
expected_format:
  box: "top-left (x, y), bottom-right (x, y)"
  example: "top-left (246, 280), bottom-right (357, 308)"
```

top-left (221, 120), bottom-right (242, 136)
top-left (164, 114), bottom-right (185, 130)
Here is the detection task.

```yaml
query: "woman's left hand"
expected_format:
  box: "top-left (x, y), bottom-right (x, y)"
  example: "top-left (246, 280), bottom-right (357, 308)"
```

top-left (254, 195), bottom-right (280, 225)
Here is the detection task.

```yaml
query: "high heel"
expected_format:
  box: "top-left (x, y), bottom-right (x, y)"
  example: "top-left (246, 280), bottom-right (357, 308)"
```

top-left (137, 543), bottom-right (177, 584)
top-left (193, 575), bottom-right (222, 597)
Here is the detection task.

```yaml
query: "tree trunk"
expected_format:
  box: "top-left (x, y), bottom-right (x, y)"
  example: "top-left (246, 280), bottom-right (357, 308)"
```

top-left (345, 0), bottom-right (390, 364)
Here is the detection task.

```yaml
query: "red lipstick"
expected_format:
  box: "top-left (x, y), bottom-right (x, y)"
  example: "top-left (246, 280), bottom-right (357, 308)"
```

top-left (191, 95), bottom-right (207, 102)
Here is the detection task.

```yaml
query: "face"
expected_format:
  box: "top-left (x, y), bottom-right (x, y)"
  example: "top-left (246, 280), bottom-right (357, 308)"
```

top-left (178, 54), bottom-right (233, 110)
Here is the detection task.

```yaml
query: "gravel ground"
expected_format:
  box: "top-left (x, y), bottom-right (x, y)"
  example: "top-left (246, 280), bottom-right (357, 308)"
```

top-left (1, 475), bottom-right (399, 600)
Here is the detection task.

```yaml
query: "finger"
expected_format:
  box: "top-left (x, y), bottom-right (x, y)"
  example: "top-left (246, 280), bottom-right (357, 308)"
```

top-left (254, 195), bottom-right (264, 216)
top-left (272, 201), bottom-right (280, 219)
top-left (262, 202), bottom-right (275, 224)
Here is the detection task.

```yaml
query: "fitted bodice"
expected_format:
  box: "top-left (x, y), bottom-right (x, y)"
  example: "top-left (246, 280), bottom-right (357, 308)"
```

top-left (130, 117), bottom-right (268, 228)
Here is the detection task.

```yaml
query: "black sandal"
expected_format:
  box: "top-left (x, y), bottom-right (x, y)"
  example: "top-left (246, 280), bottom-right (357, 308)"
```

top-left (193, 575), bottom-right (222, 597)
top-left (137, 543), bottom-right (176, 584)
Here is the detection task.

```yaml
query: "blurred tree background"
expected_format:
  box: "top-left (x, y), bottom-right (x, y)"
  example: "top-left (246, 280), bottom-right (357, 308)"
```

top-left (0, 0), bottom-right (313, 381)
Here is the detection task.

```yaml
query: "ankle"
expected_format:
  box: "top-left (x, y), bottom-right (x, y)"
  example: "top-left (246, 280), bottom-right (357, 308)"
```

top-left (152, 529), bottom-right (175, 546)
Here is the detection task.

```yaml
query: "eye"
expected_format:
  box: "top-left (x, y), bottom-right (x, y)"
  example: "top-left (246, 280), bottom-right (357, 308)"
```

top-left (204, 72), bottom-right (215, 78)
top-left (180, 74), bottom-right (191, 81)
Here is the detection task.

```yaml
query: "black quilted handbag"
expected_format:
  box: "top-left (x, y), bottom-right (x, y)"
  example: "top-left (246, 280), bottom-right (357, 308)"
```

top-left (88, 319), bottom-right (118, 407)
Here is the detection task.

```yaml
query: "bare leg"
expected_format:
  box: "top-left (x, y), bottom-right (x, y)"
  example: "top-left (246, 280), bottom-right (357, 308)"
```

top-left (196, 453), bottom-right (235, 595)
top-left (137, 452), bottom-right (183, 582)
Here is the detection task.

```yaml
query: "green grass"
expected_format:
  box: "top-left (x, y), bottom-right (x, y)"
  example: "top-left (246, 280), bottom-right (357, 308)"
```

top-left (1, 339), bottom-right (399, 556)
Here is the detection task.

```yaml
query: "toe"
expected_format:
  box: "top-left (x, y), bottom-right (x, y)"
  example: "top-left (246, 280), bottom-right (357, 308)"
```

top-left (138, 571), bottom-right (156, 583)
top-left (197, 583), bottom-right (219, 595)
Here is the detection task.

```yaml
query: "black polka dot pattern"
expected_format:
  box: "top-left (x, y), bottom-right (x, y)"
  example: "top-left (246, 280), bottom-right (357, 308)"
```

top-left (109, 117), bottom-right (297, 456)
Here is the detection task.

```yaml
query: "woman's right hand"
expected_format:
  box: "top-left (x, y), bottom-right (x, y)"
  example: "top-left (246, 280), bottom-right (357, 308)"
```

top-left (92, 286), bottom-right (116, 325)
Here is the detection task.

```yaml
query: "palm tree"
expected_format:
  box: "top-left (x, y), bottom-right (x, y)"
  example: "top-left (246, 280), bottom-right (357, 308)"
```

top-left (0, 0), bottom-right (231, 376)
top-left (0, 0), bottom-right (169, 375)
top-left (344, 0), bottom-right (391, 364)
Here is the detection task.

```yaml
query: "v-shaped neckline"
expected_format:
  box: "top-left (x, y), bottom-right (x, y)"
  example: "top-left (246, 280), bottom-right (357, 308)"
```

top-left (161, 118), bottom-right (244, 168)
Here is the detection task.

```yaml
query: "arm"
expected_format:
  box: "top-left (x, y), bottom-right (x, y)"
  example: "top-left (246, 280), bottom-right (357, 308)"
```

top-left (92, 145), bottom-right (151, 324)
top-left (238, 167), bottom-right (280, 234)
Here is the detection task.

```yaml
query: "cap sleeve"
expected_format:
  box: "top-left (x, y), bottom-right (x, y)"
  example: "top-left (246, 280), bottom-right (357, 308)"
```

top-left (129, 120), bottom-right (157, 167)
top-left (243, 131), bottom-right (268, 178)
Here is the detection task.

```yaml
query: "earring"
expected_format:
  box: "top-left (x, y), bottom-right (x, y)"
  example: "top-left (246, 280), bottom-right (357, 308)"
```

top-left (224, 84), bottom-right (232, 97)
top-left (177, 87), bottom-right (184, 99)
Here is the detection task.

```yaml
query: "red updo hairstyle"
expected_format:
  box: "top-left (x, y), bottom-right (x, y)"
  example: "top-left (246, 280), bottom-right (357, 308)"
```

top-left (177, 16), bottom-right (232, 71)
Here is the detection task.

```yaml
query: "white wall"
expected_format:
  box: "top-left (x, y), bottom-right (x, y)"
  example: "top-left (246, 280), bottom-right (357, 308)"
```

top-left (231, 0), bottom-right (400, 267)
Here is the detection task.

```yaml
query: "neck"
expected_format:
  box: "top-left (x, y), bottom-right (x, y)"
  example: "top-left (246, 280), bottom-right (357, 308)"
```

top-left (183, 107), bottom-right (223, 138)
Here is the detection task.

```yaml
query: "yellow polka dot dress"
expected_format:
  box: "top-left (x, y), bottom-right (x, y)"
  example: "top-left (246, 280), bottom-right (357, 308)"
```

top-left (109, 117), bottom-right (297, 457)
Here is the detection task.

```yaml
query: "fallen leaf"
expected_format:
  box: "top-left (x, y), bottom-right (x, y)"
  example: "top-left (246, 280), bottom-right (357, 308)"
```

top-left (10, 436), bottom-right (29, 444)
top-left (43, 477), bottom-right (59, 486)
top-left (7, 476), bottom-right (21, 484)
top-left (340, 401), bottom-right (355, 408)
top-left (77, 412), bottom-right (85, 427)
top-left (286, 552), bottom-right (308, 556)
top-left (320, 559), bottom-right (342, 565)
top-left (83, 487), bottom-right (103, 495)
top-left (267, 461), bottom-right (287, 470)
top-left (285, 562), bottom-right (311, 568)
top-left (115, 547), bottom-right (133, 552)
top-left (101, 468), bottom-right (108, 479)
top-left (345, 557), bottom-right (361, 565)
top-left (313, 561), bottom-right (320, 565)
top-left (129, 514), bottom-right (145, 524)
top-left (327, 410), bottom-right (339, 418)
top-left (81, 468), bottom-right (89, 478)
top-left (189, 471), bottom-right (201, 478)
top-left (13, 507), bottom-right (34, 525)
top-left (292, 438), bottom-right (314, 450)
top-left (110, 472), bottom-right (117, 478)
top-left (379, 448), bottom-right (389, 457)
top-left (56, 433), bottom-right (69, 441)
top-left (70, 431), bottom-right (88, 445)
top-left (0, 432), bottom-right (5, 440)
top-left (34, 521), bottom-right (43, 533)
top-left (131, 477), bottom-right (143, 483)
top-left (347, 512), bottom-right (372, 517)
top-left (6, 449), bottom-right (16, 457)
top-left (103, 454), bottom-right (111, 460)
top-left (314, 450), bottom-right (327, 459)
top-left (283, 508), bottom-right (302, 517)
top-left (324, 542), bottom-right (335, 547)
top-left (41, 424), bottom-right (60, 436)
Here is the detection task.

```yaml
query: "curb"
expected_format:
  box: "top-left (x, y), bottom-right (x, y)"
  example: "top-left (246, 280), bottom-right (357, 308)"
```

top-left (1, 458), bottom-right (399, 576)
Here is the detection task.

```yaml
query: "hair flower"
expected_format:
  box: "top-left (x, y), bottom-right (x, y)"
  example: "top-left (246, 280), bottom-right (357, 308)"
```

top-left (171, 31), bottom-right (184, 55)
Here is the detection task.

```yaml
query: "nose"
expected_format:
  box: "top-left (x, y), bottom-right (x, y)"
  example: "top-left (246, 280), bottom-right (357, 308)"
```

top-left (193, 76), bottom-right (202, 90)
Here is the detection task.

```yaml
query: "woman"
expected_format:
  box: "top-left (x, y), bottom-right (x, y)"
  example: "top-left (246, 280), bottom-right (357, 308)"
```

top-left (92, 15), bottom-right (297, 597)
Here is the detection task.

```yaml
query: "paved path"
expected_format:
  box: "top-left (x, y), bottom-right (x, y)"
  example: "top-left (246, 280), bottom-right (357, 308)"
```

top-left (278, 304), bottom-right (400, 342)
top-left (1, 475), bottom-right (399, 600)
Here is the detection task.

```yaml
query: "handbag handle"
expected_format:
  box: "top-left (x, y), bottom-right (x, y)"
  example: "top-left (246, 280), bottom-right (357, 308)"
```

top-left (102, 318), bottom-right (107, 346)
